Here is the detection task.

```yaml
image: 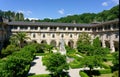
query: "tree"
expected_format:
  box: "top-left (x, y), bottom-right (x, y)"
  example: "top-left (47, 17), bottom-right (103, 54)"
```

top-left (112, 52), bottom-right (119, 71)
top-left (1, 45), bottom-right (20, 57)
top-left (10, 32), bottom-right (30, 48)
top-left (77, 32), bottom-right (91, 45)
top-left (80, 56), bottom-right (102, 77)
top-left (42, 53), bottom-right (69, 77)
top-left (77, 32), bottom-right (92, 54)
top-left (93, 37), bottom-right (101, 48)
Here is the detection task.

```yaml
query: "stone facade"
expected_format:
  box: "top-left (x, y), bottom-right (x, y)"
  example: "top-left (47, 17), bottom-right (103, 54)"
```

top-left (1, 19), bottom-right (119, 52)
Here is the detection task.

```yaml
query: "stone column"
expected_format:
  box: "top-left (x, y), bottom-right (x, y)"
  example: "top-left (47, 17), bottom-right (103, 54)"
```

top-left (110, 34), bottom-right (115, 52)
top-left (102, 34), bottom-right (106, 48)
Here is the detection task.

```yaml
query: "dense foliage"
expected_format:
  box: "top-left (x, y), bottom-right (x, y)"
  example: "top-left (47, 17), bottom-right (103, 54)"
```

top-left (112, 52), bottom-right (119, 71)
top-left (42, 53), bottom-right (69, 77)
top-left (1, 45), bottom-right (20, 57)
top-left (0, 45), bottom-right (35, 77)
top-left (9, 32), bottom-right (30, 48)
top-left (35, 5), bottom-right (119, 23)
top-left (0, 10), bottom-right (24, 21)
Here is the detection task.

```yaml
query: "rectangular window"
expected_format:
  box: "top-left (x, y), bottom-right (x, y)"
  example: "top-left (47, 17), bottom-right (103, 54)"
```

top-left (77, 27), bottom-right (82, 30)
top-left (20, 26), bottom-right (28, 30)
top-left (68, 27), bottom-right (74, 30)
top-left (30, 26), bottom-right (38, 30)
top-left (50, 27), bottom-right (56, 31)
top-left (40, 27), bottom-right (47, 30)
top-left (59, 27), bottom-right (66, 30)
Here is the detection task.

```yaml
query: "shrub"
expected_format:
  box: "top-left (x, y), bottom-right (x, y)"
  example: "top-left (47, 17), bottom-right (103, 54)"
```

top-left (101, 63), bottom-right (110, 69)
top-left (112, 71), bottom-right (119, 77)
top-left (69, 60), bottom-right (82, 69)
top-left (1, 45), bottom-right (20, 57)
top-left (79, 71), bottom-right (89, 77)
top-left (99, 69), bottom-right (112, 74)
top-left (0, 45), bottom-right (34, 77)
top-left (28, 74), bottom-right (51, 77)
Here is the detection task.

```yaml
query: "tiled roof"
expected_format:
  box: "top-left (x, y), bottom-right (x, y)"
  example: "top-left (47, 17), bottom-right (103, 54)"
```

top-left (7, 19), bottom-right (119, 27)
top-left (7, 21), bottom-right (97, 27)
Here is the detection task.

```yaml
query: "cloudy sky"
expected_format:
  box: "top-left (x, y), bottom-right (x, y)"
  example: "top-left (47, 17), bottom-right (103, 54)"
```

top-left (0, 0), bottom-right (119, 20)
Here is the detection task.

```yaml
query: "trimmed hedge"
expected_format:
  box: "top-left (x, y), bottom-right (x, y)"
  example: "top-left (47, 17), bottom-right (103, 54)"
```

top-left (99, 69), bottom-right (112, 74)
top-left (83, 69), bottom-right (112, 76)
top-left (101, 63), bottom-right (110, 69)
top-left (28, 74), bottom-right (51, 77)
top-left (79, 71), bottom-right (89, 77)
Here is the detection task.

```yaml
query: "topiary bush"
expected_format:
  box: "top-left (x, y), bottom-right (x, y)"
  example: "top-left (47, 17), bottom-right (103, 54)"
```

top-left (28, 74), bottom-right (51, 77)
top-left (98, 69), bottom-right (112, 74)
top-left (79, 71), bottom-right (89, 77)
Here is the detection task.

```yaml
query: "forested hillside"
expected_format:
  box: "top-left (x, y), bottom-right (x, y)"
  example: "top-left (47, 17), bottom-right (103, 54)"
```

top-left (0, 5), bottom-right (119, 23)
top-left (36, 5), bottom-right (119, 23)
top-left (0, 10), bottom-right (24, 21)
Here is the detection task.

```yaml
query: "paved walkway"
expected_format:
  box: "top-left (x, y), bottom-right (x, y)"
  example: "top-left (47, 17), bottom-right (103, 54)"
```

top-left (28, 56), bottom-right (49, 75)
top-left (28, 56), bottom-right (83, 77)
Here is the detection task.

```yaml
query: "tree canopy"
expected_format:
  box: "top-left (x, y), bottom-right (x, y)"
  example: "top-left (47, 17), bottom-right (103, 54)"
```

top-left (42, 53), bottom-right (69, 77)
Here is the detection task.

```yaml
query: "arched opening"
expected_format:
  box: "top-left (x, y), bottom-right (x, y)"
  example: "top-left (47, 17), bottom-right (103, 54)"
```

top-left (50, 40), bottom-right (56, 47)
top-left (105, 41), bottom-right (110, 48)
top-left (114, 41), bottom-right (119, 51)
top-left (41, 40), bottom-right (47, 44)
top-left (68, 40), bottom-right (74, 48)
top-left (100, 41), bottom-right (102, 47)
top-left (32, 40), bottom-right (37, 43)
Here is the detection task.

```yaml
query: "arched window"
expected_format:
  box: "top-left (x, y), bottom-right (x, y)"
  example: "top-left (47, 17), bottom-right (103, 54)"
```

top-left (33, 33), bottom-right (36, 38)
top-left (52, 34), bottom-right (55, 38)
top-left (61, 34), bottom-right (64, 38)
top-left (70, 34), bottom-right (72, 38)
top-left (43, 34), bottom-right (45, 38)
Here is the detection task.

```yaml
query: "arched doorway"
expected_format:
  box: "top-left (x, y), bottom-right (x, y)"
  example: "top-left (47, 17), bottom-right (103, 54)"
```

top-left (114, 41), bottom-right (119, 51)
top-left (105, 41), bottom-right (110, 48)
top-left (41, 40), bottom-right (47, 44)
top-left (50, 40), bottom-right (56, 47)
top-left (68, 40), bottom-right (74, 48)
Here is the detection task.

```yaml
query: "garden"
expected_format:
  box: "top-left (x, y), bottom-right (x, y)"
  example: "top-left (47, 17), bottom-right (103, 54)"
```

top-left (0, 32), bottom-right (119, 77)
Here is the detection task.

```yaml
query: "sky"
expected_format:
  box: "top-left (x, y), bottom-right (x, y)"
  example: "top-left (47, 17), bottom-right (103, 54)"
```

top-left (0, 0), bottom-right (119, 20)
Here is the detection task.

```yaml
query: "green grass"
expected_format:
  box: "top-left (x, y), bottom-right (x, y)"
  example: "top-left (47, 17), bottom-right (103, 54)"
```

top-left (28, 74), bottom-right (51, 77)
top-left (93, 73), bottom-right (113, 77)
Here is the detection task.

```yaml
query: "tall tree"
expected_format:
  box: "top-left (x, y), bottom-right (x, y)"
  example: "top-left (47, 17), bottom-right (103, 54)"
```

top-left (93, 37), bottom-right (101, 48)
top-left (80, 56), bottom-right (103, 77)
top-left (43, 53), bottom-right (69, 77)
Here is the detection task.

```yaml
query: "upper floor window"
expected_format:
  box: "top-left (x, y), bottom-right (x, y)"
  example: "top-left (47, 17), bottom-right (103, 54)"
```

top-left (77, 27), bottom-right (82, 30)
top-left (50, 27), bottom-right (56, 31)
top-left (59, 27), bottom-right (66, 30)
top-left (43, 34), bottom-right (45, 38)
top-left (40, 27), bottom-right (47, 30)
top-left (30, 26), bottom-right (38, 30)
top-left (20, 26), bottom-right (28, 30)
top-left (68, 27), bottom-right (74, 30)
top-left (92, 27), bottom-right (96, 31)
top-left (11, 26), bottom-right (18, 29)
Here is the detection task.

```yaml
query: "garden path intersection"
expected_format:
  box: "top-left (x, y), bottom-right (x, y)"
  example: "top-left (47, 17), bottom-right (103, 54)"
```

top-left (28, 56), bottom-right (102, 77)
